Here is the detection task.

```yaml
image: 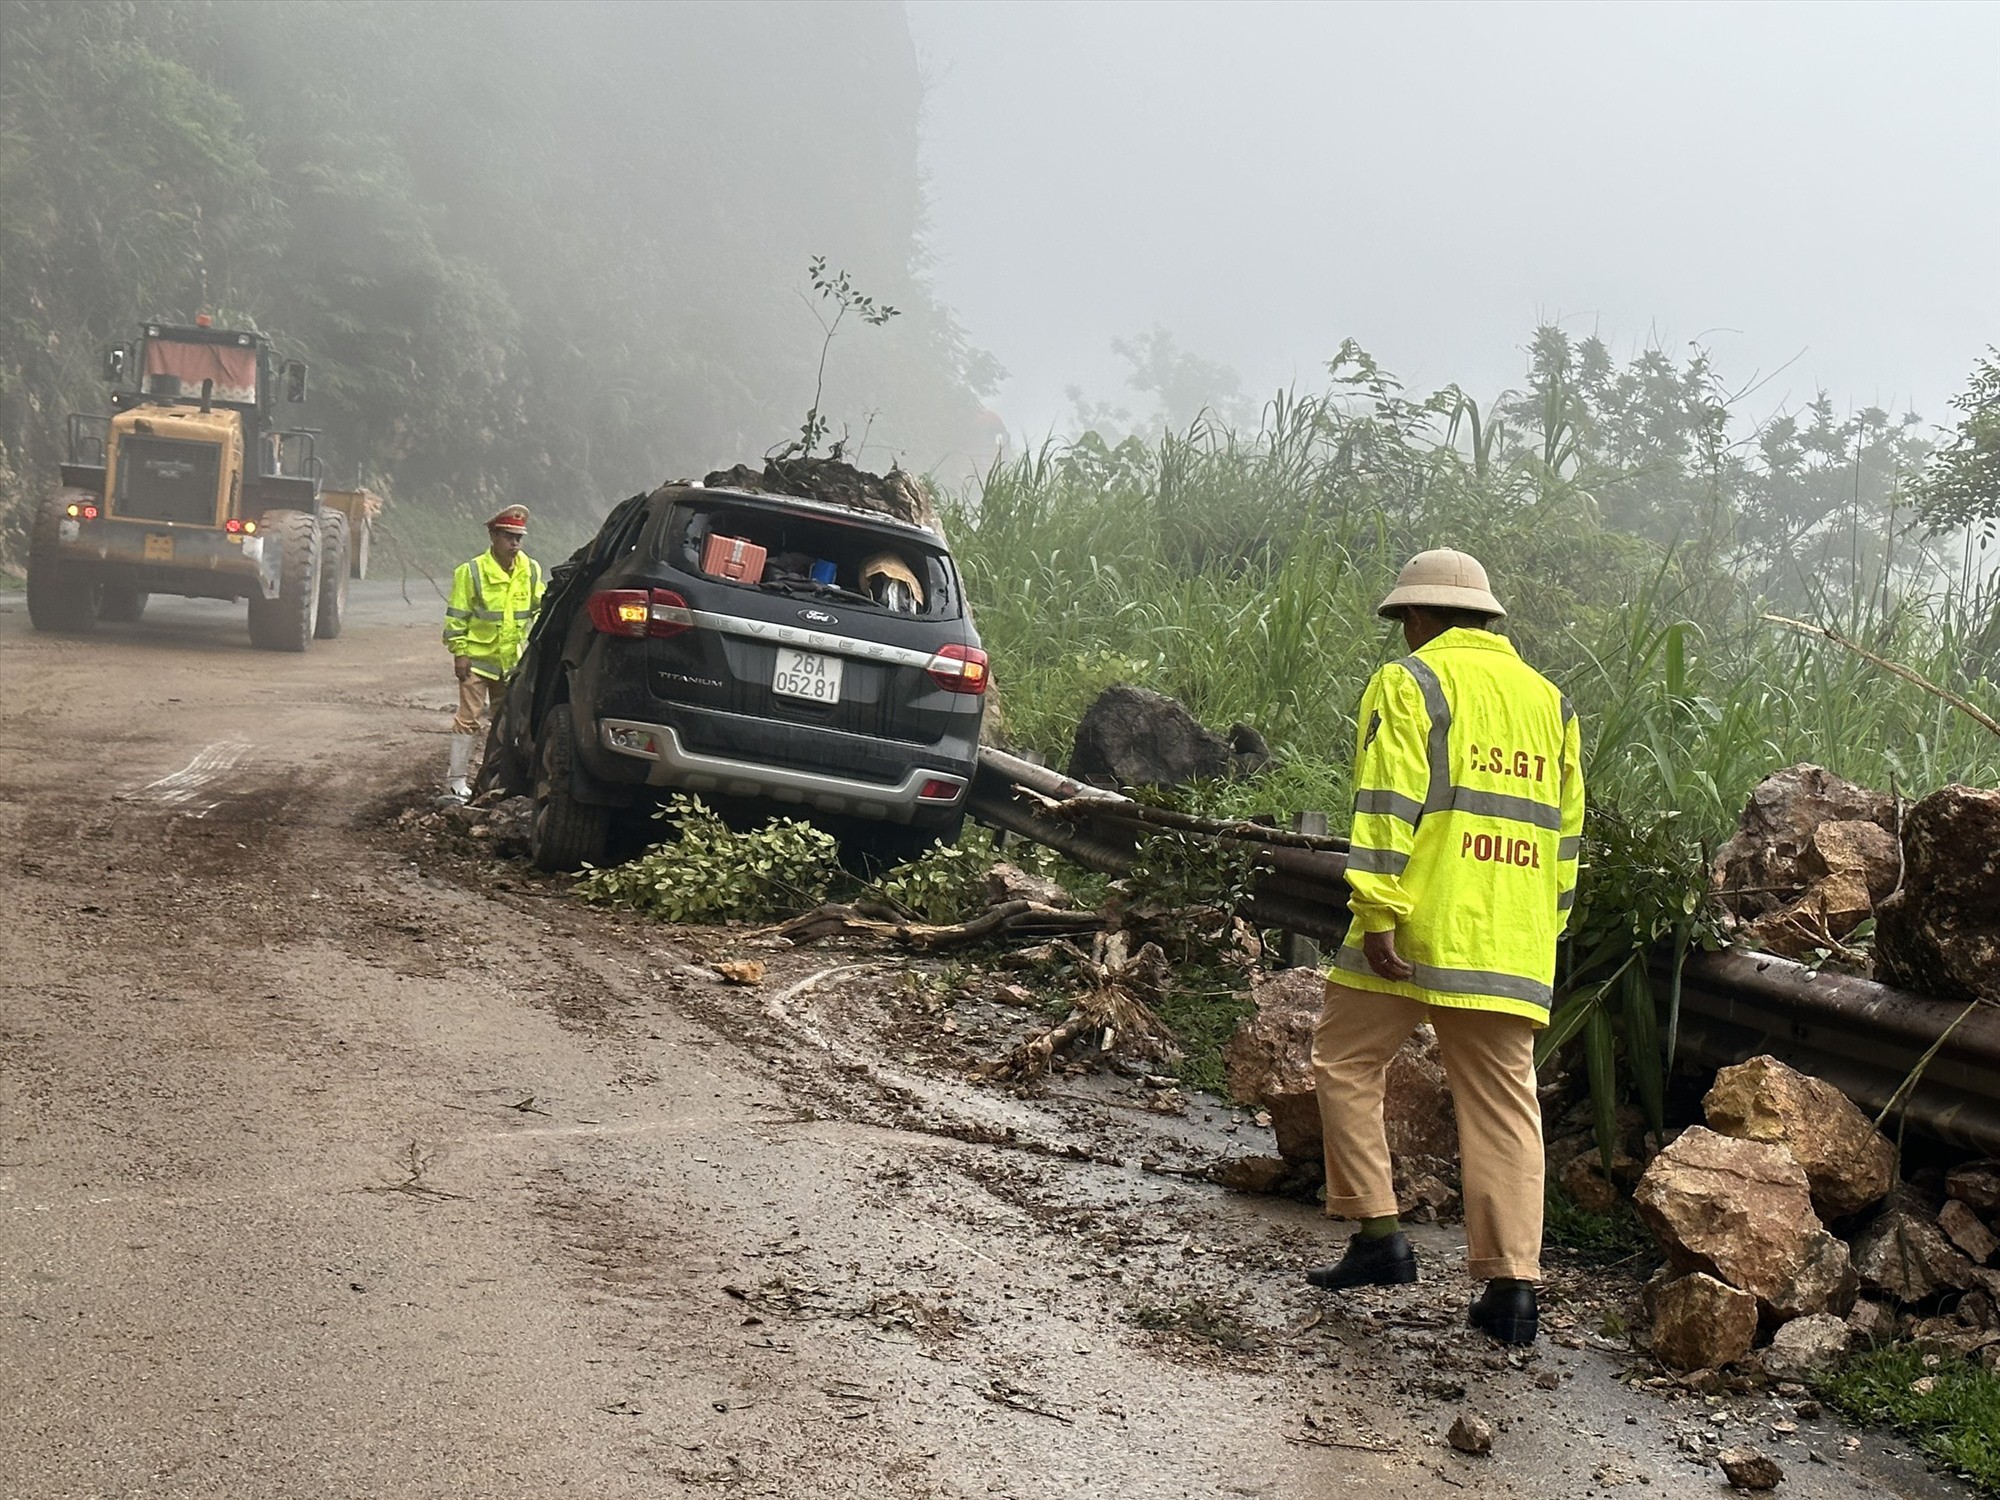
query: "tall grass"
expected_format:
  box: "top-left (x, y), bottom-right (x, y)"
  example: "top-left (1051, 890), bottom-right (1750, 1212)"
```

top-left (944, 369), bottom-right (2000, 1133)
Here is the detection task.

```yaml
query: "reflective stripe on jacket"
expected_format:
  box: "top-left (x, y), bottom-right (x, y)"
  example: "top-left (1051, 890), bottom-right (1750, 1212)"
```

top-left (443, 551), bottom-right (543, 678)
top-left (1332, 627), bottom-right (1584, 1024)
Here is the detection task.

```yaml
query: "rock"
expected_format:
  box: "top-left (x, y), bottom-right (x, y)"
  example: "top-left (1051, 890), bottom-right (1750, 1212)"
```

top-left (1384, 1025), bottom-right (1458, 1164)
top-left (712, 960), bottom-right (765, 985)
top-left (1718, 1446), bottom-right (1784, 1490)
top-left (1947, 1160), bottom-right (2000, 1214)
top-left (1561, 1148), bottom-right (1639, 1213)
top-left (485, 795), bottom-right (536, 856)
top-left (1957, 1290), bottom-right (1996, 1332)
top-left (1207, 1155), bottom-right (1292, 1195)
top-left (1940, 1200), bottom-right (2000, 1264)
top-left (1739, 819), bottom-right (1904, 958)
top-left (1846, 1298), bottom-right (1897, 1344)
top-left (1650, 1272), bottom-right (1759, 1372)
top-left (1701, 1055), bottom-right (1898, 1220)
top-left (1397, 1170), bottom-right (1460, 1223)
top-left (1220, 969), bottom-right (1455, 1170)
top-left (1851, 1207), bottom-right (1978, 1303)
top-left (1632, 1127), bottom-right (1825, 1312)
top-left (1713, 766), bottom-right (1894, 924)
top-left (1874, 785), bottom-right (2000, 1001)
top-left (1905, 1316), bottom-right (2000, 1360)
top-left (1222, 968), bottom-right (1322, 1161)
top-left (1226, 722), bottom-right (1271, 775)
top-left (983, 862), bottom-right (1073, 910)
top-left (1769, 1230), bottom-right (1859, 1321)
top-left (1446, 1413), bottom-right (1493, 1456)
top-left (1760, 1314), bottom-right (1853, 1382)
top-left (1067, 684), bottom-right (1235, 789)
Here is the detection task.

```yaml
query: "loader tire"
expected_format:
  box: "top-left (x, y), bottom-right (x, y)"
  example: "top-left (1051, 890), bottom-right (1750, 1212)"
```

top-left (99, 586), bottom-right (148, 624)
top-left (26, 496), bottom-right (99, 634)
top-left (314, 510), bottom-right (350, 640)
top-left (530, 703), bottom-right (608, 872)
top-left (247, 509), bottom-right (321, 652)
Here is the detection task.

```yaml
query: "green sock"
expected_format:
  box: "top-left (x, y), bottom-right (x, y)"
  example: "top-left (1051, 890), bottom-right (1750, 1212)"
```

top-left (1359, 1215), bottom-right (1402, 1240)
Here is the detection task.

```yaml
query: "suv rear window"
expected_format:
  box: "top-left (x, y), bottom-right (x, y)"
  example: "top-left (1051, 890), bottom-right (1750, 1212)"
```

top-left (659, 498), bottom-right (963, 621)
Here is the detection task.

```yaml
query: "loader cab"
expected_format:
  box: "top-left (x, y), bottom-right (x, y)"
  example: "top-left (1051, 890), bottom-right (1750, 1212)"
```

top-left (92, 322), bottom-right (321, 495)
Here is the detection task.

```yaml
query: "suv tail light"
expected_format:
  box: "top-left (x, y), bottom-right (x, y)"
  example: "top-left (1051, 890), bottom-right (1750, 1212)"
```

top-left (925, 643), bottom-right (989, 695)
top-left (588, 588), bottom-right (693, 639)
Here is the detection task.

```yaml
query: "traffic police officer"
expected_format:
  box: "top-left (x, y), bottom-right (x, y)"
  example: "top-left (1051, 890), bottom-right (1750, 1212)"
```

top-left (1306, 548), bottom-right (1583, 1346)
top-left (442, 504), bottom-right (543, 800)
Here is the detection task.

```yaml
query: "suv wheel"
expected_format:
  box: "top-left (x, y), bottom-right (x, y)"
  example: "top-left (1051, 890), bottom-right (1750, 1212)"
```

top-left (530, 703), bottom-right (609, 871)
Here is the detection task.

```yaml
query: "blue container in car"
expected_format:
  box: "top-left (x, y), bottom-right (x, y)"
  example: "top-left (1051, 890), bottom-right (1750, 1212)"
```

top-left (810, 559), bottom-right (838, 585)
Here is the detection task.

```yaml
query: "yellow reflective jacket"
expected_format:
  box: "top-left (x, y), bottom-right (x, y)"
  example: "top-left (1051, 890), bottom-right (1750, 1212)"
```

top-left (1332, 627), bottom-right (1583, 1024)
top-left (443, 550), bottom-right (543, 679)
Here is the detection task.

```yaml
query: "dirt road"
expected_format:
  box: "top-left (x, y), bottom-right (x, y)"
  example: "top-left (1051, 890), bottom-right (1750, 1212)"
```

top-left (0, 584), bottom-right (1966, 1499)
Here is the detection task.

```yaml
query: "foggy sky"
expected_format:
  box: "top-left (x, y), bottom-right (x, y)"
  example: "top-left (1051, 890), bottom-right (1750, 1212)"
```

top-left (907, 0), bottom-right (2000, 440)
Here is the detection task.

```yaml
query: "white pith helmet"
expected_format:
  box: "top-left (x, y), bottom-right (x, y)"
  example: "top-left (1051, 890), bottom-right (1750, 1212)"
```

top-left (1376, 548), bottom-right (1506, 619)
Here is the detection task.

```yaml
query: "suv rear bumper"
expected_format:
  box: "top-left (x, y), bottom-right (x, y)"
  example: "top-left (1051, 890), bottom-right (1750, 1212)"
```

top-left (596, 715), bottom-right (969, 824)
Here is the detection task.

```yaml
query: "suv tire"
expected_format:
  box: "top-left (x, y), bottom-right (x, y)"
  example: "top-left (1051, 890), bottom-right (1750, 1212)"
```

top-left (530, 703), bottom-right (609, 871)
top-left (314, 510), bottom-right (350, 639)
top-left (248, 509), bottom-right (321, 651)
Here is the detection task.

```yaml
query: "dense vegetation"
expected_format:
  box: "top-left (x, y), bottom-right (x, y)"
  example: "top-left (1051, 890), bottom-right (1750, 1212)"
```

top-left (0, 0), bottom-right (995, 567)
top-left (948, 332), bottom-right (2000, 1131)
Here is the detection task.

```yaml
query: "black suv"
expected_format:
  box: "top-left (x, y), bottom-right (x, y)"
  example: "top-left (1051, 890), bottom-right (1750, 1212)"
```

top-left (490, 481), bottom-right (989, 871)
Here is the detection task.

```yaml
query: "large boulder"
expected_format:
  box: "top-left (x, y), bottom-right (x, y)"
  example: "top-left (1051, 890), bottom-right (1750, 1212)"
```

top-left (1701, 1054), bottom-right (1897, 1219)
top-left (1650, 1272), bottom-right (1758, 1372)
top-left (1068, 685), bottom-right (1235, 789)
top-left (1221, 968), bottom-right (1456, 1170)
top-left (1874, 786), bottom-right (2000, 1001)
top-left (1632, 1127), bottom-right (1827, 1312)
top-left (1851, 1205), bottom-right (1978, 1303)
top-left (1712, 765), bottom-right (1895, 925)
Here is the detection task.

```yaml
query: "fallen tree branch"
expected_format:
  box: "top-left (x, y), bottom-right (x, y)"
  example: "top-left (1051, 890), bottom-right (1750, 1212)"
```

top-left (776, 899), bottom-right (1105, 951)
top-left (1763, 613), bottom-right (2000, 739)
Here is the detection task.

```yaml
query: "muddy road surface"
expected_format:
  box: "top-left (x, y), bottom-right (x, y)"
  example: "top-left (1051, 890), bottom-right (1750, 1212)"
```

top-left (0, 584), bottom-right (1968, 1499)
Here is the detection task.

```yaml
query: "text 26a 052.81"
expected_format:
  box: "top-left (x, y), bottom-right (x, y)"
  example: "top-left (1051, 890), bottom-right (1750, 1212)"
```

top-left (772, 647), bottom-right (842, 704)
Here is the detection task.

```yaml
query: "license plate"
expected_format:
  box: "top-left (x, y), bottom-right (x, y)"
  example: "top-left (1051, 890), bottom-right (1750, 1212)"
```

top-left (772, 647), bottom-right (842, 703)
top-left (143, 533), bottom-right (174, 561)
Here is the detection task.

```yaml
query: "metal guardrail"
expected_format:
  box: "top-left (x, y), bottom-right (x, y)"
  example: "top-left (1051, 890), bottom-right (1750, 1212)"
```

top-left (967, 747), bottom-right (2000, 1154)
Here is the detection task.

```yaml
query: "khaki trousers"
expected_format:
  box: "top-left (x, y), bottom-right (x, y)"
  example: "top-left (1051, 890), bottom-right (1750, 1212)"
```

top-left (1311, 980), bottom-right (1544, 1281)
top-left (451, 671), bottom-right (506, 737)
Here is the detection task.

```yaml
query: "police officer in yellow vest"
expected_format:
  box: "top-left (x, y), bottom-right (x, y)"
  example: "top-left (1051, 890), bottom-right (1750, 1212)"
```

top-left (442, 504), bottom-right (544, 800)
top-left (1306, 549), bottom-right (1583, 1347)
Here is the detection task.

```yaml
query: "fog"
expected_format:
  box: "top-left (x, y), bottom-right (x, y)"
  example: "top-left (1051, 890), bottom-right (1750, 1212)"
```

top-left (910, 0), bottom-right (2000, 437)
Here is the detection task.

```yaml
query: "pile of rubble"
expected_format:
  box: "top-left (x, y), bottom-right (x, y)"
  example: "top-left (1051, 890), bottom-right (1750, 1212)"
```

top-left (1713, 763), bottom-right (2000, 1000)
top-left (1635, 1053), bottom-right (2000, 1379)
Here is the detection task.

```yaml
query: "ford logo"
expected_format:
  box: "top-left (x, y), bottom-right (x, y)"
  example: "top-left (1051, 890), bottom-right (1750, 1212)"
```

top-left (798, 608), bottom-right (839, 626)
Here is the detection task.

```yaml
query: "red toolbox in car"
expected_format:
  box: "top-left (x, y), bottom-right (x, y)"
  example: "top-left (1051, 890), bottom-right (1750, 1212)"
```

top-left (701, 533), bottom-right (767, 583)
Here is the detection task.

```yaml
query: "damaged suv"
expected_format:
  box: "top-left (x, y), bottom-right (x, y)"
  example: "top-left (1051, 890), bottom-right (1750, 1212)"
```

top-left (489, 473), bottom-right (988, 871)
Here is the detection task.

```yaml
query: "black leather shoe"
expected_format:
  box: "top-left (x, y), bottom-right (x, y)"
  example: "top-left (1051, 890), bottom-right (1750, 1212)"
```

top-left (1305, 1231), bottom-right (1418, 1290)
top-left (1470, 1280), bottom-right (1539, 1345)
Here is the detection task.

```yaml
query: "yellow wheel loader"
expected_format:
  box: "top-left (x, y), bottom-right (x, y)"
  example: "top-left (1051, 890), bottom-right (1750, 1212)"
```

top-left (28, 318), bottom-right (355, 651)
